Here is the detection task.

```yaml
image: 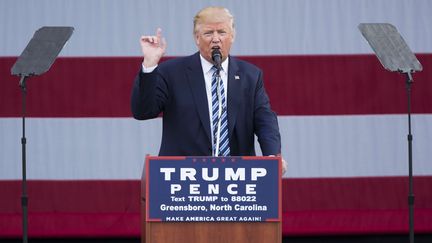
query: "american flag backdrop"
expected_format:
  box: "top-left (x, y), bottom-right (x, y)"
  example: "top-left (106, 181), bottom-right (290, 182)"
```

top-left (1, 0), bottom-right (431, 238)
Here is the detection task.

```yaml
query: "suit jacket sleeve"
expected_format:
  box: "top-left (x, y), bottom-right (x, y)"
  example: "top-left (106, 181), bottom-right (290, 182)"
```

top-left (131, 67), bottom-right (168, 120)
top-left (253, 70), bottom-right (281, 155)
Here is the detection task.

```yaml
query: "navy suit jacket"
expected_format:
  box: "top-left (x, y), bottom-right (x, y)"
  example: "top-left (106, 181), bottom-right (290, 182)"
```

top-left (131, 52), bottom-right (281, 156)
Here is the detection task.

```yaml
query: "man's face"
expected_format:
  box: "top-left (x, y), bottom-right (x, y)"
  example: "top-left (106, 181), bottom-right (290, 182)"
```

top-left (194, 21), bottom-right (235, 64)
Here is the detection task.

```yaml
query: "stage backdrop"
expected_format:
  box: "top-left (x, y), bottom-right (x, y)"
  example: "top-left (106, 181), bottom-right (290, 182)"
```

top-left (1, 0), bottom-right (431, 238)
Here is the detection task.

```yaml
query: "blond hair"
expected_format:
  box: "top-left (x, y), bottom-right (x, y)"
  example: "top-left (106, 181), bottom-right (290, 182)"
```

top-left (193, 6), bottom-right (235, 34)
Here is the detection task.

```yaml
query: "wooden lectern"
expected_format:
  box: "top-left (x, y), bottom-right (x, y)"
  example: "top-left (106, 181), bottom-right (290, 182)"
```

top-left (141, 156), bottom-right (281, 243)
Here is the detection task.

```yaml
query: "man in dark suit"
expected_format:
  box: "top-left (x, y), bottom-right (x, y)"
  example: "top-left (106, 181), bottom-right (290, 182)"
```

top-left (131, 6), bottom-right (286, 172)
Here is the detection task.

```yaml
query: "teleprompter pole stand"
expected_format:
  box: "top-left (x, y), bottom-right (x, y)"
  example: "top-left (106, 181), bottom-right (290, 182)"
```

top-left (11, 26), bottom-right (74, 243)
top-left (358, 23), bottom-right (422, 243)
top-left (20, 75), bottom-right (29, 243)
top-left (406, 72), bottom-right (415, 243)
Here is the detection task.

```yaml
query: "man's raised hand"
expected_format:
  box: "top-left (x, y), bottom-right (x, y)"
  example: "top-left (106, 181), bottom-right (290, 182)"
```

top-left (140, 28), bottom-right (167, 68)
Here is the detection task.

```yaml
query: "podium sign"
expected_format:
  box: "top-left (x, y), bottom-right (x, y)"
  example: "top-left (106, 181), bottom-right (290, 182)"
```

top-left (145, 156), bottom-right (281, 222)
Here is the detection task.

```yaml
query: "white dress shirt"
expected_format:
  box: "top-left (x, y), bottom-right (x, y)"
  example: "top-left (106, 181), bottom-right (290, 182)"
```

top-left (199, 54), bottom-right (229, 144)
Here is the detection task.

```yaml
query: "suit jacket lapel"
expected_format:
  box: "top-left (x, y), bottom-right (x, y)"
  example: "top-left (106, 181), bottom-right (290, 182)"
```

top-left (227, 56), bottom-right (241, 140)
top-left (185, 53), bottom-right (212, 143)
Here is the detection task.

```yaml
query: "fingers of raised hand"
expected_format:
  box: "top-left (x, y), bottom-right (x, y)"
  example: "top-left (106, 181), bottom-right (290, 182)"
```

top-left (141, 35), bottom-right (159, 44)
top-left (141, 28), bottom-right (164, 44)
top-left (159, 36), bottom-right (167, 50)
top-left (156, 28), bottom-right (162, 40)
top-left (140, 32), bottom-right (166, 52)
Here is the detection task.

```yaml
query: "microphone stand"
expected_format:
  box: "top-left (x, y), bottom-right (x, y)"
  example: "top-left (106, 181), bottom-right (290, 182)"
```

top-left (214, 69), bottom-right (222, 157)
top-left (212, 48), bottom-right (223, 157)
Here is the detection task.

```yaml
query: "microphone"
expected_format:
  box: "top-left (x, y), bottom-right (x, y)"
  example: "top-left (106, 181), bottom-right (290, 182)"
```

top-left (212, 48), bottom-right (222, 71)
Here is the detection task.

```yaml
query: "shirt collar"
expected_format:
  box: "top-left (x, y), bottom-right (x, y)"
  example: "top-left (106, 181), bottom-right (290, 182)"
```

top-left (200, 54), bottom-right (229, 75)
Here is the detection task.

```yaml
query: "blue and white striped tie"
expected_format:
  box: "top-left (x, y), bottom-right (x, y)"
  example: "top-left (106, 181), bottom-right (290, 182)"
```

top-left (211, 66), bottom-right (230, 157)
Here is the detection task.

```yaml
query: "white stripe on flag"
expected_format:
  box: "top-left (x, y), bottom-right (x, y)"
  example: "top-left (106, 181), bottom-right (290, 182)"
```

top-left (1, 115), bottom-right (431, 179)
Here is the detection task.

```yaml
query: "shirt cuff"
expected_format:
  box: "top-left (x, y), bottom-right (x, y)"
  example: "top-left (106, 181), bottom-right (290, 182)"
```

top-left (142, 63), bottom-right (158, 73)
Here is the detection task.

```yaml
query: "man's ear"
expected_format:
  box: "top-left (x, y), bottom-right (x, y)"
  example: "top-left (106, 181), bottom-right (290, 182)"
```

top-left (231, 30), bottom-right (236, 43)
top-left (194, 33), bottom-right (200, 46)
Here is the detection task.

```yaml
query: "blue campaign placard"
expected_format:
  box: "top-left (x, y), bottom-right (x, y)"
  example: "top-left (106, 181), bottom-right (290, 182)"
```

top-left (146, 156), bottom-right (281, 222)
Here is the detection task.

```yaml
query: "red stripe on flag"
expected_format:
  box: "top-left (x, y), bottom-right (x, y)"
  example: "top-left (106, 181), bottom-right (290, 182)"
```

top-left (1, 177), bottom-right (431, 237)
top-left (1, 54), bottom-right (431, 117)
